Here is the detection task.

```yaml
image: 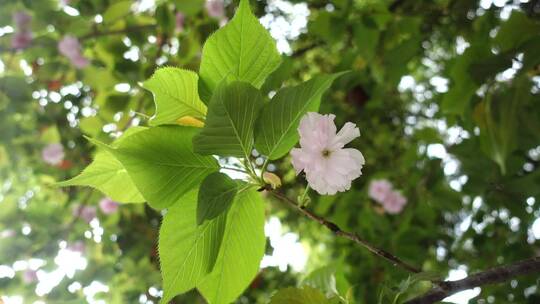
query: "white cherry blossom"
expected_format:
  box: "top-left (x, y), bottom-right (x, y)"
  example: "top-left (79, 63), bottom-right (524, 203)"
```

top-left (291, 112), bottom-right (365, 195)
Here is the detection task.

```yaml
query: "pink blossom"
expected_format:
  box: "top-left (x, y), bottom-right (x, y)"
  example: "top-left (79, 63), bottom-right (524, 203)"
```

top-left (381, 190), bottom-right (407, 214)
top-left (99, 197), bottom-right (119, 214)
top-left (13, 12), bottom-right (32, 29)
top-left (175, 12), bottom-right (185, 32)
top-left (368, 179), bottom-right (393, 203)
top-left (205, 0), bottom-right (225, 18)
top-left (42, 143), bottom-right (65, 166)
top-left (71, 55), bottom-right (89, 69)
top-left (1, 229), bottom-right (16, 238)
top-left (11, 31), bottom-right (32, 50)
top-left (368, 179), bottom-right (408, 214)
top-left (68, 241), bottom-right (85, 253)
top-left (58, 36), bottom-right (89, 69)
top-left (73, 205), bottom-right (97, 223)
top-left (11, 12), bottom-right (32, 50)
top-left (291, 112), bottom-right (365, 195)
top-left (22, 269), bottom-right (38, 283)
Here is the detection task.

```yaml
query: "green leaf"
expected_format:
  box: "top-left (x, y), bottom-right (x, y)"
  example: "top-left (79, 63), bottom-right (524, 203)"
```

top-left (197, 172), bottom-right (238, 225)
top-left (143, 67), bottom-right (207, 126)
top-left (57, 127), bottom-right (146, 203)
top-left (301, 262), bottom-right (351, 300)
top-left (101, 126), bottom-right (219, 209)
top-left (57, 151), bottom-right (144, 203)
top-left (159, 189), bottom-right (227, 304)
top-left (193, 81), bottom-right (264, 158)
top-left (494, 11), bottom-right (540, 52)
top-left (254, 73), bottom-right (344, 160)
top-left (269, 286), bottom-right (334, 304)
top-left (103, 1), bottom-right (132, 24)
top-left (198, 0), bottom-right (281, 102)
top-left (172, 0), bottom-right (204, 16)
top-left (197, 188), bottom-right (265, 304)
top-left (441, 44), bottom-right (489, 116)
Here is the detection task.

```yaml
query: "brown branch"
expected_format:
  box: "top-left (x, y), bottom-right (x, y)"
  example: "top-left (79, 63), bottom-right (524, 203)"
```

top-left (405, 256), bottom-right (540, 304)
top-left (269, 190), bottom-right (421, 274)
top-left (79, 24), bottom-right (156, 41)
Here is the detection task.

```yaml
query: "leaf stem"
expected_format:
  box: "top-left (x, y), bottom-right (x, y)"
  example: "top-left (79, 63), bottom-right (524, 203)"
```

top-left (221, 166), bottom-right (249, 174)
top-left (269, 190), bottom-right (421, 274)
top-left (298, 185), bottom-right (310, 207)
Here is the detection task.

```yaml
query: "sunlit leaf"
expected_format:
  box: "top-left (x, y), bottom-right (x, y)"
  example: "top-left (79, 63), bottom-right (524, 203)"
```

top-left (143, 67), bottom-right (207, 126)
top-left (198, 0), bottom-right (281, 102)
top-left (197, 188), bottom-right (265, 304)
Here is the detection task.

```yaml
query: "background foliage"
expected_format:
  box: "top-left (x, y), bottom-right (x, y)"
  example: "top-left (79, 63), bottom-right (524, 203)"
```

top-left (1, 0), bottom-right (540, 303)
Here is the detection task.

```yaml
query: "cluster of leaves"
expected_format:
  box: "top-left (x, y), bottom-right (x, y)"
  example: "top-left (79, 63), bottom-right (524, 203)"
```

top-left (58, 1), bottom-right (347, 303)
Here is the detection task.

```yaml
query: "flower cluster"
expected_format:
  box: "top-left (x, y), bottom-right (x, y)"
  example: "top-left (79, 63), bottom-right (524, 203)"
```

top-left (205, 0), bottom-right (228, 26)
top-left (72, 204), bottom-right (97, 223)
top-left (291, 112), bottom-right (365, 195)
top-left (368, 179), bottom-right (407, 214)
top-left (99, 197), bottom-right (119, 214)
top-left (11, 11), bottom-right (32, 50)
top-left (41, 143), bottom-right (65, 166)
top-left (58, 36), bottom-right (89, 68)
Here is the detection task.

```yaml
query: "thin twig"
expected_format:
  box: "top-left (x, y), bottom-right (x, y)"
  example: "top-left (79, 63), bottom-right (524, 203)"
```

top-left (269, 190), bottom-right (421, 274)
top-left (221, 166), bottom-right (249, 174)
top-left (79, 24), bottom-right (156, 41)
top-left (405, 256), bottom-right (540, 304)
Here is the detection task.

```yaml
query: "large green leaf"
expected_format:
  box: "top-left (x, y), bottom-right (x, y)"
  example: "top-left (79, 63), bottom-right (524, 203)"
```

top-left (95, 126), bottom-right (218, 209)
top-left (143, 67), bottom-right (207, 126)
top-left (441, 44), bottom-right (489, 116)
top-left (198, 0), bottom-right (281, 102)
top-left (193, 81), bottom-right (264, 158)
top-left (57, 127), bottom-right (146, 203)
top-left (269, 286), bottom-right (337, 304)
top-left (197, 188), bottom-right (266, 304)
top-left (254, 73), bottom-right (344, 160)
top-left (57, 151), bottom-right (144, 203)
top-left (159, 189), bottom-right (227, 304)
top-left (494, 11), bottom-right (540, 52)
top-left (197, 172), bottom-right (237, 225)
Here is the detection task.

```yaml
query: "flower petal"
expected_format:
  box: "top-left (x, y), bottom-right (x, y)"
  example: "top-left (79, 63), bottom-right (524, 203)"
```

top-left (330, 122), bottom-right (360, 150)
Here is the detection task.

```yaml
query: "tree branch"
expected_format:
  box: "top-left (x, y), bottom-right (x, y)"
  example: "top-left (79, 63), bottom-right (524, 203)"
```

top-left (405, 256), bottom-right (540, 304)
top-left (79, 24), bottom-right (156, 41)
top-left (268, 190), bottom-right (421, 274)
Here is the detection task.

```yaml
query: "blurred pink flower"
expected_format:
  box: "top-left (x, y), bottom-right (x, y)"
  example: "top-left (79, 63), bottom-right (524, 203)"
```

top-left (368, 179), bottom-right (408, 214)
top-left (175, 12), bottom-right (185, 32)
top-left (291, 112), bottom-right (365, 195)
top-left (42, 143), bottom-right (65, 166)
top-left (73, 205), bottom-right (97, 223)
top-left (58, 36), bottom-right (89, 69)
top-left (22, 269), bottom-right (38, 283)
top-left (368, 179), bottom-right (393, 202)
top-left (205, 0), bottom-right (225, 18)
top-left (13, 11), bottom-right (32, 29)
top-left (68, 241), bottom-right (85, 253)
top-left (381, 190), bottom-right (407, 214)
top-left (71, 55), bottom-right (89, 69)
top-left (11, 31), bottom-right (32, 50)
top-left (99, 197), bottom-right (119, 214)
top-left (11, 12), bottom-right (32, 50)
top-left (1, 229), bottom-right (16, 238)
